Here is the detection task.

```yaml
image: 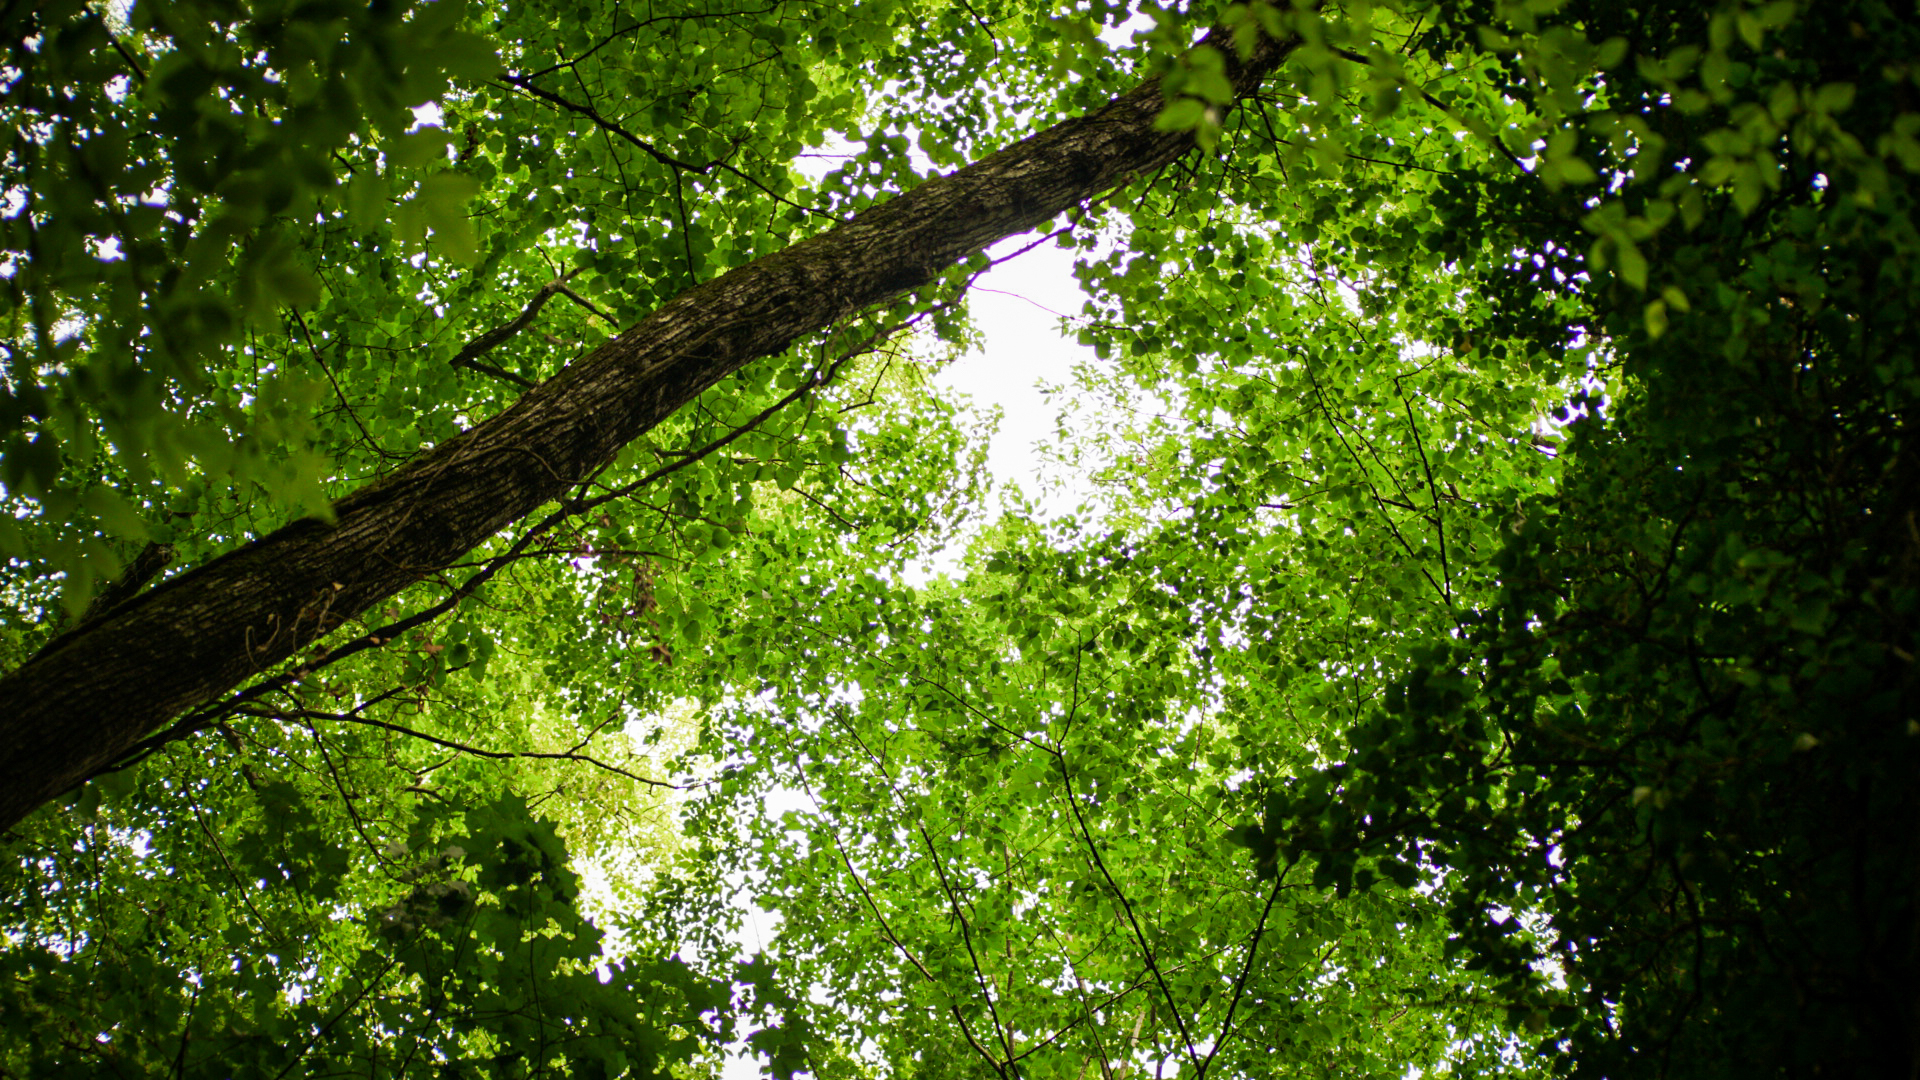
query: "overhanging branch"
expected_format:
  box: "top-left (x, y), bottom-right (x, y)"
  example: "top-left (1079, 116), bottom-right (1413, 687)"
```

top-left (0, 24), bottom-right (1302, 832)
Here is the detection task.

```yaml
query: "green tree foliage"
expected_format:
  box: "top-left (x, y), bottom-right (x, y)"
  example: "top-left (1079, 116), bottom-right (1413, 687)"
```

top-left (1, 0), bottom-right (1915, 1077)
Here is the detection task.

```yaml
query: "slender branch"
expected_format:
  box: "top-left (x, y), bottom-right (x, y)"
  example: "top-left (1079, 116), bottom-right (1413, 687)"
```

top-left (495, 74), bottom-right (843, 223)
top-left (955, 0), bottom-right (1001, 61)
top-left (552, 282), bottom-right (615, 325)
top-left (1329, 47), bottom-right (1533, 176)
top-left (75, 537), bottom-right (538, 781)
top-left (804, 795), bottom-right (938, 982)
top-left (270, 956), bottom-right (402, 1080)
top-left (292, 309), bottom-right (406, 457)
top-left (1196, 861), bottom-right (1293, 1078)
top-left (1054, 749), bottom-right (1202, 1074)
top-left (101, 23), bottom-right (146, 82)
top-left (187, 798), bottom-right (293, 952)
top-left (300, 711), bottom-right (399, 869)
top-left (920, 823), bottom-right (1017, 1077)
top-left (1300, 356), bottom-right (1452, 607)
top-left (1398, 384), bottom-right (1453, 610)
top-left (572, 302), bottom-right (940, 517)
top-left (242, 705), bottom-right (691, 789)
top-left (170, 978), bottom-right (200, 1080)
top-left (447, 277), bottom-right (587, 388)
top-left (517, 5), bottom-right (782, 82)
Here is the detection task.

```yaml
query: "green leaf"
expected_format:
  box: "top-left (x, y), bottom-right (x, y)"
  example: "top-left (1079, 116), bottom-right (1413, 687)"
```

top-left (389, 130), bottom-right (450, 169)
top-left (1814, 81), bottom-right (1855, 114)
top-left (345, 172), bottom-right (391, 233)
top-left (1615, 238), bottom-right (1648, 290)
top-left (1644, 298), bottom-right (1669, 338)
top-left (420, 172), bottom-right (482, 264)
top-left (81, 488), bottom-right (152, 542)
top-left (439, 31), bottom-right (506, 79)
top-left (1155, 97), bottom-right (1207, 133)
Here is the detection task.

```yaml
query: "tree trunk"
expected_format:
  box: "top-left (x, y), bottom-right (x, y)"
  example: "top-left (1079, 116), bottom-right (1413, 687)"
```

top-left (0, 30), bottom-right (1296, 832)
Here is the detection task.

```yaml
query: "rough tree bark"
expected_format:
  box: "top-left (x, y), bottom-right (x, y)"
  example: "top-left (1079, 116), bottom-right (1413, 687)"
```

top-left (0, 29), bottom-right (1297, 832)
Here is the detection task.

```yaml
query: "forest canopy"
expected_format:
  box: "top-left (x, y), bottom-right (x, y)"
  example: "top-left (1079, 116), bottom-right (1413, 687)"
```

top-left (1, 0), bottom-right (1916, 1077)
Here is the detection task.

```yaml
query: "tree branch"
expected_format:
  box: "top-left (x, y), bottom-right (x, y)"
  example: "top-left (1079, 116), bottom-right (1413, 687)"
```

top-left (448, 277), bottom-right (586, 388)
top-left (1197, 861), bottom-right (1293, 1078)
top-left (249, 705), bottom-right (691, 790)
top-left (0, 22), bottom-right (1303, 831)
top-left (497, 74), bottom-right (845, 224)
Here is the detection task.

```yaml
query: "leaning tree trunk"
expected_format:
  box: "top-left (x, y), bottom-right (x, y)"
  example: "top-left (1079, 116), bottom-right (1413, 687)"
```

top-left (0, 29), bottom-right (1296, 832)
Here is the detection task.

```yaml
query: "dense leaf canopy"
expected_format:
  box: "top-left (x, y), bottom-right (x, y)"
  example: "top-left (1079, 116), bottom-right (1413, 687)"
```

top-left (1, 0), bottom-right (1916, 1077)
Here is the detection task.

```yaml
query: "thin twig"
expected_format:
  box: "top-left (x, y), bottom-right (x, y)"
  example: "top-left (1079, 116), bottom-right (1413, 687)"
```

top-left (920, 823), bottom-right (1019, 1075)
top-left (1330, 47), bottom-right (1532, 175)
top-left (447, 277), bottom-right (589, 388)
top-left (103, 28), bottom-right (145, 82)
top-left (517, 5), bottom-right (782, 81)
top-left (495, 75), bottom-right (842, 222)
top-left (1054, 748), bottom-right (1202, 1074)
top-left (269, 956), bottom-right (402, 1080)
top-left (241, 705), bottom-right (692, 790)
top-left (1197, 861), bottom-right (1294, 1077)
top-left (292, 309), bottom-right (407, 456)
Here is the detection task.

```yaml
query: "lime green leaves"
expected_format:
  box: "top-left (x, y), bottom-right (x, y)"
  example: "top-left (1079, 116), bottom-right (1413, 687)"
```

top-left (1156, 45), bottom-right (1235, 152)
top-left (437, 31), bottom-right (507, 80)
top-left (1582, 195), bottom-right (1670, 292)
top-left (1725, 0), bottom-right (1801, 53)
top-left (374, 127), bottom-right (483, 264)
top-left (343, 171), bottom-right (392, 234)
top-left (387, 128), bottom-right (451, 169)
top-left (394, 171), bottom-right (483, 265)
top-left (1538, 128), bottom-right (1599, 189)
top-left (0, 0), bottom-right (523, 616)
top-left (3, 3), bottom-right (1916, 1079)
top-left (242, 230), bottom-right (324, 311)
